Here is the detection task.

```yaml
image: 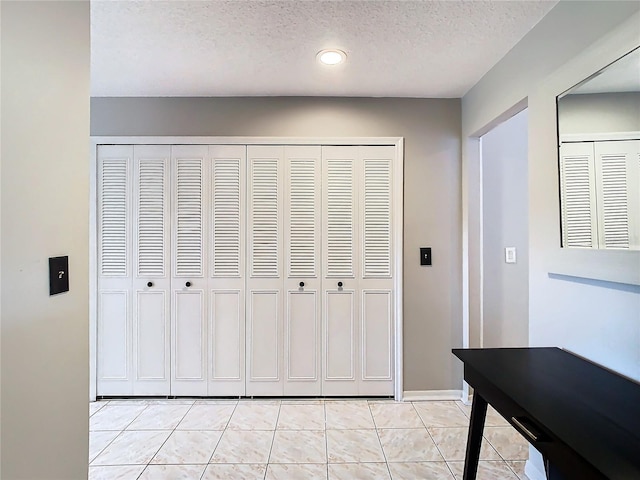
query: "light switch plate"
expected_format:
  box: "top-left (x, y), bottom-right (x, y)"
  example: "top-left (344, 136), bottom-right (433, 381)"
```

top-left (505, 247), bottom-right (517, 264)
top-left (49, 256), bottom-right (69, 295)
top-left (420, 247), bottom-right (432, 266)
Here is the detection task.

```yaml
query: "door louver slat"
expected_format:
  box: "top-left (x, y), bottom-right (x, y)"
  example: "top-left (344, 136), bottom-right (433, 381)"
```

top-left (175, 158), bottom-right (203, 276)
top-left (213, 159), bottom-right (241, 277)
top-left (561, 154), bottom-right (594, 248)
top-left (600, 154), bottom-right (630, 248)
top-left (363, 160), bottom-right (391, 277)
top-left (289, 159), bottom-right (317, 277)
top-left (326, 160), bottom-right (354, 277)
top-left (251, 158), bottom-right (279, 277)
top-left (100, 158), bottom-right (128, 276)
top-left (137, 158), bottom-right (166, 277)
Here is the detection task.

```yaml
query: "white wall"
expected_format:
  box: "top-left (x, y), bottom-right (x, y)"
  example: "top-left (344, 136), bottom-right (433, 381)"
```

top-left (1, 2), bottom-right (90, 478)
top-left (558, 92), bottom-right (640, 135)
top-left (91, 97), bottom-right (464, 393)
top-left (463, 0), bottom-right (640, 370)
top-left (481, 109), bottom-right (529, 348)
top-left (462, 2), bottom-right (640, 477)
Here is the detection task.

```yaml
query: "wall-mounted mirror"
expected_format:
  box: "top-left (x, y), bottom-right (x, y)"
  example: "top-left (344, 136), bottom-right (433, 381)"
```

top-left (557, 46), bottom-right (640, 250)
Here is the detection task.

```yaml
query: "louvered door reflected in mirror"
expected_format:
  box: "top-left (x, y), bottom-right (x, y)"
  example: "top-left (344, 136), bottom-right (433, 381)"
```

top-left (557, 46), bottom-right (640, 250)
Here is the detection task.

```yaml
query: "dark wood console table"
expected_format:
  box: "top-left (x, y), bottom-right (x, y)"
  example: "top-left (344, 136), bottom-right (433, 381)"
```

top-left (452, 347), bottom-right (640, 480)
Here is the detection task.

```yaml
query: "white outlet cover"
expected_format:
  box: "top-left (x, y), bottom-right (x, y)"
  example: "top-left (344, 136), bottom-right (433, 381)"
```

top-left (505, 247), bottom-right (517, 264)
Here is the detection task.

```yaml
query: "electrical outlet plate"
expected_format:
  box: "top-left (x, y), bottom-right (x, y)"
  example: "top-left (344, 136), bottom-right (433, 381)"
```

top-left (505, 247), bottom-right (517, 264)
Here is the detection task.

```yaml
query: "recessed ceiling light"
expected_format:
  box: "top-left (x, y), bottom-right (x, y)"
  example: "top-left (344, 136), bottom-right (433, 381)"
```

top-left (317, 49), bottom-right (346, 66)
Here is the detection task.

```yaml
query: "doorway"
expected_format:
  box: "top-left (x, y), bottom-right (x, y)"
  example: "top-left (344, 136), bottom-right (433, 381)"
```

top-left (479, 109), bottom-right (529, 347)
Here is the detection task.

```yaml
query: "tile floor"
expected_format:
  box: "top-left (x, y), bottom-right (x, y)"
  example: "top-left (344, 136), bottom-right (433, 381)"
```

top-left (89, 398), bottom-right (530, 480)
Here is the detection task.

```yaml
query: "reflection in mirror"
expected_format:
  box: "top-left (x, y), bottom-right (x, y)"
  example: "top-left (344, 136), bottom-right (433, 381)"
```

top-left (557, 46), bottom-right (640, 250)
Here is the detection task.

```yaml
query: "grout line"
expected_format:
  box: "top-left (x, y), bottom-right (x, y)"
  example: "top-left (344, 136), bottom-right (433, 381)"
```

top-left (135, 403), bottom-right (197, 480)
top-left (412, 403), bottom-right (458, 479)
top-left (263, 401), bottom-right (282, 480)
top-left (204, 401), bottom-right (239, 467)
top-left (366, 400), bottom-right (393, 479)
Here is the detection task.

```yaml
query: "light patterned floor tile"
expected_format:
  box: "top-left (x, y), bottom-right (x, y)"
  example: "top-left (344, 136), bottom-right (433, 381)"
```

top-left (227, 403), bottom-right (280, 430)
top-left (139, 464), bottom-right (206, 479)
top-left (266, 463), bottom-right (328, 480)
top-left (448, 460), bottom-right (519, 479)
top-left (202, 463), bottom-right (267, 479)
top-left (326, 429), bottom-right (384, 463)
top-left (90, 405), bottom-right (147, 431)
top-left (281, 399), bottom-right (324, 404)
top-left (484, 427), bottom-right (529, 460)
top-left (89, 430), bottom-right (121, 462)
top-left (369, 402), bottom-right (423, 429)
top-left (210, 430), bottom-right (274, 463)
top-left (127, 404), bottom-right (191, 430)
top-left (90, 401), bottom-right (109, 417)
top-left (428, 427), bottom-right (500, 461)
top-left (176, 404), bottom-right (236, 430)
top-left (86, 398), bottom-right (528, 480)
top-left (455, 401), bottom-right (472, 418)
top-left (413, 401), bottom-right (470, 427)
top-left (145, 399), bottom-right (196, 405)
top-left (325, 402), bottom-right (375, 429)
top-left (270, 430), bottom-right (327, 463)
top-left (378, 428), bottom-right (444, 462)
top-left (195, 399), bottom-right (239, 405)
top-left (506, 460), bottom-right (530, 479)
top-left (238, 399), bottom-right (281, 405)
top-left (328, 462), bottom-right (391, 480)
top-left (91, 430), bottom-right (171, 465)
top-left (107, 399), bottom-right (154, 406)
top-left (387, 462), bottom-right (455, 480)
top-left (277, 404), bottom-right (325, 430)
top-left (151, 430), bottom-right (222, 464)
top-left (88, 465), bottom-right (145, 480)
top-left (486, 405), bottom-right (510, 426)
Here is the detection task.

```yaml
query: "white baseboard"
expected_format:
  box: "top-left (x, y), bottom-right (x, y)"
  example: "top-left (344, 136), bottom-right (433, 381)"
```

top-left (402, 390), bottom-right (463, 401)
top-left (524, 459), bottom-right (546, 480)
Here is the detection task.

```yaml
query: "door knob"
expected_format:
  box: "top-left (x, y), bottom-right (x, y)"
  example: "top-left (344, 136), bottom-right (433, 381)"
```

top-left (185, 281), bottom-right (191, 287)
top-left (338, 281), bottom-right (343, 287)
top-left (299, 282), bottom-right (305, 288)
top-left (147, 281), bottom-right (153, 287)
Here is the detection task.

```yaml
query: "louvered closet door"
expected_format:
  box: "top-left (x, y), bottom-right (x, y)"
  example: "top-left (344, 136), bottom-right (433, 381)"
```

top-left (284, 146), bottom-right (322, 396)
top-left (559, 142), bottom-right (598, 248)
top-left (358, 146), bottom-right (394, 396)
top-left (208, 145), bottom-right (246, 396)
top-left (322, 146), bottom-right (359, 396)
top-left (132, 145), bottom-right (171, 395)
top-left (171, 145), bottom-right (208, 396)
top-left (246, 146), bottom-right (284, 396)
top-left (594, 141), bottom-right (640, 249)
top-left (322, 146), bottom-right (394, 396)
top-left (97, 145), bottom-right (134, 395)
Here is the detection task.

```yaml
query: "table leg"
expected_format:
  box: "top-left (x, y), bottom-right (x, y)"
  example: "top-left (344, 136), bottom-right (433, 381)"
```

top-left (463, 394), bottom-right (488, 480)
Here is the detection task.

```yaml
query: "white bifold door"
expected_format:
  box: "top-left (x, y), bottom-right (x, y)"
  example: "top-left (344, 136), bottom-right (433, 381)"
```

top-left (246, 146), bottom-right (323, 396)
top-left (97, 142), bottom-right (395, 397)
top-left (170, 145), bottom-right (247, 396)
top-left (98, 144), bottom-right (246, 397)
top-left (98, 145), bottom-right (171, 396)
top-left (322, 146), bottom-right (394, 396)
top-left (560, 140), bottom-right (640, 249)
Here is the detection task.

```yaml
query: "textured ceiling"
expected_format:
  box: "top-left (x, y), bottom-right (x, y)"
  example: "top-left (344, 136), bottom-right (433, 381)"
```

top-left (91, 0), bottom-right (558, 98)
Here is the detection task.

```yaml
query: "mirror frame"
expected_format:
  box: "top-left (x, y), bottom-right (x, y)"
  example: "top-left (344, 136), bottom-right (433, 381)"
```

top-left (538, 18), bottom-right (640, 286)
